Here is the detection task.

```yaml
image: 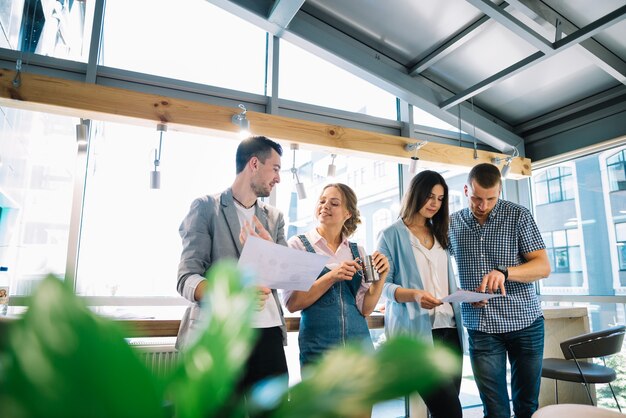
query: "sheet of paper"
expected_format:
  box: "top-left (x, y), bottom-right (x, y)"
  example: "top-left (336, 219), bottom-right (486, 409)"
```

top-left (238, 236), bottom-right (329, 291)
top-left (441, 290), bottom-right (504, 303)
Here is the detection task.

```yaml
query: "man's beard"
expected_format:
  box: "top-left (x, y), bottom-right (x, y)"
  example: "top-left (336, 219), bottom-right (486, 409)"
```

top-left (251, 181), bottom-right (271, 198)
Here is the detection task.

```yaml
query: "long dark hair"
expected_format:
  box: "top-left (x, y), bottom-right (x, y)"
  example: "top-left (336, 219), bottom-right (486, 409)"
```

top-left (400, 170), bottom-right (449, 249)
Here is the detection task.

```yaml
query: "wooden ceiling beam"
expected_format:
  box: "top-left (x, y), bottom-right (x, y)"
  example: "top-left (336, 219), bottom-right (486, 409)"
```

top-left (0, 68), bottom-right (531, 177)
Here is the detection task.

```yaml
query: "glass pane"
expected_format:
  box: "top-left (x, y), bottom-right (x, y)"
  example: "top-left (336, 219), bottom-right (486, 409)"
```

top-left (534, 144), bottom-right (626, 296)
top-left (547, 167), bottom-right (560, 178)
top-left (276, 151), bottom-right (399, 254)
top-left (562, 174), bottom-right (575, 200)
top-left (553, 230), bottom-right (567, 247)
top-left (535, 171), bottom-right (547, 182)
top-left (0, 108), bottom-right (76, 302)
top-left (534, 179), bottom-right (549, 205)
top-left (554, 248), bottom-right (569, 272)
top-left (2, 0), bottom-right (94, 62)
top-left (102, 0), bottom-right (267, 94)
top-left (568, 246), bottom-right (582, 272)
top-left (279, 40), bottom-right (397, 120)
top-left (77, 122), bottom-right (238, 301)
top-left (618, 243), bottom-right (626, 271)
top-left (548, 178), bottom-right (562, 202)
top-left (566, 228), bottom-right (581, 246)
top-left (0, 0), bottom-right (23, 49)
top-left (541, 232), bottom-right (553, 248)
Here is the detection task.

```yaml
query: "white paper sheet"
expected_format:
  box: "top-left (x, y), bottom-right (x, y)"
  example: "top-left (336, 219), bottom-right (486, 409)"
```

top-left (238, 236), bottom-right (329, 291)
top-left (441, 290), bottom-right (504, 303)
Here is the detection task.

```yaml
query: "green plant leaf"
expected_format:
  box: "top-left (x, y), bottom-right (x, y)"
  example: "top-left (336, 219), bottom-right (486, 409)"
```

top-left (0, 275), bottom-right (165, 418)
top-left (167, 260), bottom-right (258, 418)
top-left (265, 336), bottom-right (458, 418)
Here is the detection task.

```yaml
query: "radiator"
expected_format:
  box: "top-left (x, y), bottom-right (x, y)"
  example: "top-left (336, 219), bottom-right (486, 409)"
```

top-left (129, 339), bottom-right (179, 378)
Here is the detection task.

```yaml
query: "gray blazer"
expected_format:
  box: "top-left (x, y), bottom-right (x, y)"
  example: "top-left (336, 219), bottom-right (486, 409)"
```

top-left (176, 188), bottom-right (287, 348)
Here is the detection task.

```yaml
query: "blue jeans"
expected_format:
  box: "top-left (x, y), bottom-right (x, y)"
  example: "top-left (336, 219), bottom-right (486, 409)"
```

top-left (468, 316), bottom-right (544, 418)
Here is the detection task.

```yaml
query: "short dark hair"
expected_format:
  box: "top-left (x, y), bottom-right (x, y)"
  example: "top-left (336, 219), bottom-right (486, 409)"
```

top-left (467, 163), bottom-right (502, 189)
top-left (321, 183), bottom-right (362, 238)
top-left (235, 136), bottom-right (283, 174)
top-left (400, 170), bottom-right (449, 249)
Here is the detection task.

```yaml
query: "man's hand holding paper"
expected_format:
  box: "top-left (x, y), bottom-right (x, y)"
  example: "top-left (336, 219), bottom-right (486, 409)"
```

top-left (238, 236), bottom-right (328, 291)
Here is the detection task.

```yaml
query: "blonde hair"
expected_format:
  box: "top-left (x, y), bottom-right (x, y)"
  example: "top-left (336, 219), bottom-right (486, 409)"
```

top-left (321, 183), bottom-right (361, 237)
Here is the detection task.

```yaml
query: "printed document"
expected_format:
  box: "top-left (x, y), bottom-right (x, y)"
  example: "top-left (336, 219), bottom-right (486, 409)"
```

top-left (238, 236), bottom-right (328, 291)
top-left (441, 290), bottom-right (504, 303)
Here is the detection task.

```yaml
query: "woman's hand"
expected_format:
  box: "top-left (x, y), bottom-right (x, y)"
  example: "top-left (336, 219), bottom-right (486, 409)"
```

top-left (413, 289), bottom-right (443, 310)
top-left (330, 260), bottom-right (361, 282)
top-left (370, 251), bottom-right (390, 281)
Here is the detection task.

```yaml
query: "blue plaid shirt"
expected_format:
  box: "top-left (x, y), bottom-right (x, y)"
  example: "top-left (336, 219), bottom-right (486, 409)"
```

top-left (449, 199), bottom-right (545, 334)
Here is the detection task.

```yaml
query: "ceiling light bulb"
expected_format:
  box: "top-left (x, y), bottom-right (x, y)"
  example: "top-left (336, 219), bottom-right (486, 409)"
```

top-left (327, 154), bottom-right (337, 177)
top-left (501, 159), bottom-right (512, 179)
top-left (150, 169), bottom-right (161, 189)
top-left (409, 156), bottom-right (419, 174)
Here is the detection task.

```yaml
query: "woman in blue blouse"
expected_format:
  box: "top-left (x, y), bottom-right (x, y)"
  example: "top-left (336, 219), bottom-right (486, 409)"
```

top-left (283, 183), bottom-right (389, 368)
top-left (377, 170), bottom-right (463, 418)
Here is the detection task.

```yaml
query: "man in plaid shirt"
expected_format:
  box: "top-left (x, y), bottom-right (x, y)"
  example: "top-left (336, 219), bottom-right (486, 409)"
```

top-left (449, 163), bottom-right (551, 418)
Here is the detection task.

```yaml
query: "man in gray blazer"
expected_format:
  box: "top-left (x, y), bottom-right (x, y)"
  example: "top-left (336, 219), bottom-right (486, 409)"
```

top-left (176, 135), bottom-right (288, 392)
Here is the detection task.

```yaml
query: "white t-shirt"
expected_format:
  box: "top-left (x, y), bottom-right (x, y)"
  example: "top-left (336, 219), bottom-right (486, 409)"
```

top-left (409, 234), bottom-right (456, 329)
top-left (234, 201), bottom-right (282, 328)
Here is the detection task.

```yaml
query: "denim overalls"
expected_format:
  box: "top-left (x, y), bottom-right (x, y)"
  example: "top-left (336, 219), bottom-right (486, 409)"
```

top-left (297, 235), bottom-right (373, 367)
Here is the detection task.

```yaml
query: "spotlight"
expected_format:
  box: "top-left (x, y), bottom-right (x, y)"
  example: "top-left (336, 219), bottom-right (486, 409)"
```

top-left (491, 147), bottom-right (518, 179)
top-left (150, 123), bottom-right (167, 189)
top-left (232, 104), bottom-right (250, 138)
top-left (327, 154), bottom-right (337, 177)
top-left (405, 141), bottom-right (428, 175)
top-left (290, 143), bottom-right (306, 200)
top-left (76, 119), bottom-right (90, 151)
top-left (409, 156), bottom-right (419, 174)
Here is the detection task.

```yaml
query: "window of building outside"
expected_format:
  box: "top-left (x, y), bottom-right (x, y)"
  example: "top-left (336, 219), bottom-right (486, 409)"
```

top-left (278, 39), bottom-right (397, 120)
top-left (607, 149), bottom-right (626, 192)
top-left (0, 0), bottom-right (95, 62)
top-left (532, 163), bottom-right (588, 294)
top-left (0, 108), bottom-right (77, 314)
top-left (617, 223), bottom-right (626, 271)
top-left (534, 166), bottom-right (574, 205)
top-left (542, 229), bottom-right (583, 274)
top-left (101, 0), bottom-right (267, 95)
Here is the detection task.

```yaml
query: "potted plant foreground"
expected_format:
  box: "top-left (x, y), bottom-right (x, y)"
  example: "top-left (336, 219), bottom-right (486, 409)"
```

top-left (0, 261), bottom-right (458, 418)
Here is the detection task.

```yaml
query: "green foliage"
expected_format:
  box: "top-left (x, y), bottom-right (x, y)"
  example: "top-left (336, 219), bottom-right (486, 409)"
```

top-left (597, 344), bottom-right (626, 410)
top-left (0, 274), bottom-right (165, 418)
top-left (167, 261), bottom-right (257, 418)
top-left (0, 261), bottom-right (456, 418)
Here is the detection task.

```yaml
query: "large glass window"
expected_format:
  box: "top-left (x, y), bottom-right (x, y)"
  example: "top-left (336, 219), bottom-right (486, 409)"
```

top-left (77, 122), bottom-right (239, 304)
top-left (542, 229), bottom-right (582, 274)
top-left (276, 150), bottom-right (400, 253)
top-left (279, 40), bottom-right (397, 120)
top-left (607, 150), bottom-right (626, 192)
top-left (0, 108), bottom-right (76, 308)
top-left (534, 166), bottom-right (574, 205)
top-left (617, 223), bottom-right (626, 271)
top-left (533, 146), bottom-right (626, 295)
top-left (101, 0), bottom-right (267, 95)
top-left (0, 0), bottom-right (95, 62)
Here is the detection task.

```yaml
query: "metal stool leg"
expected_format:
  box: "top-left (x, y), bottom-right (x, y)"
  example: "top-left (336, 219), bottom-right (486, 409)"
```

top-left (607, 383), bottom-right (622, 413)
top-left (554, 380), bottom-right (559, 404)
